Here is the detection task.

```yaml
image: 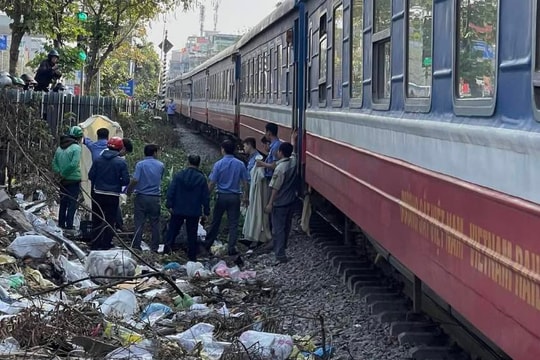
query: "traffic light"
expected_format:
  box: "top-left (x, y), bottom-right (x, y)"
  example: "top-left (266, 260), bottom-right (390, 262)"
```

top-left (77, 11), bottom-right (88, 22)
top-left (76, 35), bottom-right (87, 61)
top-left (78, 50), bottom-right (87, 61)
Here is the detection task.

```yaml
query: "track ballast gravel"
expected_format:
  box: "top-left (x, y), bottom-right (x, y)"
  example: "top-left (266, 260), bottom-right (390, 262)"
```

top-left (176, 122), bottom-right (410, 360)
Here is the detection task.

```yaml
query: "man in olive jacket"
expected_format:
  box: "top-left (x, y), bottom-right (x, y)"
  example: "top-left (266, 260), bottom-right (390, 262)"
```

top-left (52, 125), bottom-right (83, 230)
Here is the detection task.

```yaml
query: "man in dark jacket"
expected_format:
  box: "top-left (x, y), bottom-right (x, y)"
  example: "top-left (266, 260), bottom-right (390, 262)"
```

top-left (88, 137), bottom-right (130, 250)
top-left (34, 49), bottom-right (62, 92)
top-left (165, 154), bottom-right (210, 260)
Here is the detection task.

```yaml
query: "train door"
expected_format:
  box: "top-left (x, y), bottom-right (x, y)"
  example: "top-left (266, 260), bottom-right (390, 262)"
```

top-left (233, 53), bottom-right (241, 137)
top-left (292, 3), bottom-right (308, 179)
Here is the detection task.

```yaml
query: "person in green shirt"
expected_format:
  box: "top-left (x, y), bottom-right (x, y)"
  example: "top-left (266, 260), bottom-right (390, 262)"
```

top-left (52, 125), bottom-right (83, 230)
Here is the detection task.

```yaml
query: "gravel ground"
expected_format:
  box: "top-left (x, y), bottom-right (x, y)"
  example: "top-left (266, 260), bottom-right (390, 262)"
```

top-left (176, 122), bottom-right (410, 360)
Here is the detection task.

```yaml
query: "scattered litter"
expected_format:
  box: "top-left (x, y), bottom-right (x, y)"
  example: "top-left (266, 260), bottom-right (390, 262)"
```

top-left (101, 289), bottom-right (138, 318)
top-left (105, 344), bottom-right (153, 359)
top-left (239, 331), bottom-right (294, 360)
top-left (86, 250), bottom-right (137, 283)
top-left (185, 261), bottom-right (212, 279)
top-left (7, 234), bottom-right (57, 259)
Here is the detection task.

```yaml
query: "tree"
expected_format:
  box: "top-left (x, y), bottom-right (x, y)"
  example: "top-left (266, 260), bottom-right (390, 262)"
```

top-left (79, 0), bottom-right (191, 94)
top-left (99, 32), bottom-right (160, 100)
top-left (1, 0), bottom-right (192, 88)
top-left (0, 0), bottom-right (45, 75)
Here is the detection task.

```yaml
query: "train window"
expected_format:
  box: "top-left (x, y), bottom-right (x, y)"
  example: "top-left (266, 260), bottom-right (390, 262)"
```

top-left (255, 56), bottom-right (259, 100)
top-left (277, 44), bottom-right (282, 101)
top-left (405, 0), bottom-right (432, 111)
top-left (351, 0), bottom-right (363, 104)
top-left (251, 59), bottom-right (255, 101)
top-left (374, 0), bottom-right (391, 33)
top-left (307, 24), bottom-right (312, 107)
top-left (333, 4), bottom-right (344, 101)
top-left (454, 0), bottom-right (498, 116)
top-left (263, 51), bottom-right (268, 102)
top-left (372, 0), bottom-right (391, 108)
top-left (269, 49), bottom-right (273, 101)
top-left (319, 13), bottom-right (328, 104)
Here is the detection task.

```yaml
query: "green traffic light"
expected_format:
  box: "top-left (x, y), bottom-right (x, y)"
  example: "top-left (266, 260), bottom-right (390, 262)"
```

top-left (77, 11), bottom-right (88, 21)
top-left (78, 50), bottom-right (87, 61)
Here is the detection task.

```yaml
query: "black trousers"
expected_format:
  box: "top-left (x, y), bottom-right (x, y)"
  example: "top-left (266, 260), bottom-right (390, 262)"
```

top-left (166, 214), bottom-right (199, 261)
top-left (91, 192), bottom-right (119, 250)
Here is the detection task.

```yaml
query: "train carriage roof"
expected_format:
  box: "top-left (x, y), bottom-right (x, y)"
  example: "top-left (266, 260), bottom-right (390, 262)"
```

top-left (176, 0), bottom-right (297, 82)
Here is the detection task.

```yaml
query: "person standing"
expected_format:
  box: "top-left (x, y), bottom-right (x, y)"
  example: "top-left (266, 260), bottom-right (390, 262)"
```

top-left (165, 155), bottom-right (210, 260)
top-left (127, 144), bottom-right (165, 251)
top-left (52, 125), bottom-right (83, 230)
top-left (242, 137), bottom-right (271, 247)
top-left (266, 131), bottom-right (298, 264)
top-left (256, 122), bottom-right (282, 180)
top-left (34, 49), bottom-right (62, 92)
top-left (83, 128), bottom-right (109, 162)
top-left (115, 138), bottom-right (133, 232)
top-left (166, 99), bottom-right (176, 123)
top-left (203, 140), bottom-right (250, 256)
top-left (88, 137), bottom-right (130, 250)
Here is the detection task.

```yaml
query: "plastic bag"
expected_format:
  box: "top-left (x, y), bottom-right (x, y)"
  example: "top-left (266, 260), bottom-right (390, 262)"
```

top-left (185, 262), bottom-right (212, 279)
top-left (167, 323), bottom-right (230, 360)
top-left (58, 255), bottom-right (95, 288)
top-left (105, 344), bottom-right (152, 359)
top-left (6, 234), bottom-right (57, 259)
top-left (0, 300), bottom-right (28, 315)
top-left (197, 222), bottom-right (206, 242)
top-left (101, 289), bottom-right (138, 318)
top-left (140, 303), bottom-right (172, 321)
top-left (239, 331), bottom-right (294, 360)
top-left (212, 261), bottom-right (256, 281)
top-left (86, 250), bottom-right (137, 284)
top-left (0, 337), bottom-right (19, 355)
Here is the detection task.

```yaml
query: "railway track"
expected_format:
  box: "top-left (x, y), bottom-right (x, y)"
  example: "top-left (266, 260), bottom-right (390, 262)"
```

top-left (180, 119), bottom-right (511, 360)
top-left (309, 208), bottom-right (510, 360)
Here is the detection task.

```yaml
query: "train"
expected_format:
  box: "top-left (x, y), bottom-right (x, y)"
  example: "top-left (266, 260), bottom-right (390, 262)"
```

top-left (167, 1), bottom-right (540, 359)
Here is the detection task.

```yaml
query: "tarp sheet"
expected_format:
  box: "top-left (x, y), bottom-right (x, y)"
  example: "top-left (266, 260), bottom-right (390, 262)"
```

top-left (79, 115), bottom-right (123, 209)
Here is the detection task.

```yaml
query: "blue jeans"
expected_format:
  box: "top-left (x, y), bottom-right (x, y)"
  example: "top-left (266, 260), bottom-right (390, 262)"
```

top-left (133, 194), bottom-right (161, 250)
top-left (58, 181), bottom-right (80, 229)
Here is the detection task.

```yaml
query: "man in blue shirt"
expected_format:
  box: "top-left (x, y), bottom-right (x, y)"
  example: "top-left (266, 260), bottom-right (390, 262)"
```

top-left (166, 99), bottom-right (176, 123)
top-left (256, 122), bottom-right (282, 180)
top-left (83, 128), bottom-right (109, 162)
top-left (127, 144), bottom-right (165, 251)
top-left (203, 140), bottom-right (249, 256)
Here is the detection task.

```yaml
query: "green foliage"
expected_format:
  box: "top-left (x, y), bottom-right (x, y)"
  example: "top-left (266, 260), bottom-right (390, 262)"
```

top-left (0, 0), bottom-right (193, 88)
top-left (100, 34), bottom-right (160, 100)
top-left (27, 45), bottom-right (85, 81)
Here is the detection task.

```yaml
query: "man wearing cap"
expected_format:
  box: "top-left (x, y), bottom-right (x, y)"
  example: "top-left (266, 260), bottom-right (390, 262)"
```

top-left (52, 125), bottom-right (83, 230)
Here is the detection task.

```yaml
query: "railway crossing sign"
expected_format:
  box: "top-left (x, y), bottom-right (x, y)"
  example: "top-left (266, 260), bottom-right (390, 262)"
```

top-left (158, 39), bottom-right (174, 54)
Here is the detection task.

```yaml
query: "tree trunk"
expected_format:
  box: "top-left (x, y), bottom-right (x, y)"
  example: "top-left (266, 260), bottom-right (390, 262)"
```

top-left (84, 66), bottom-right (97, 95)
top-left (9, 26), bottom-right (25, 75)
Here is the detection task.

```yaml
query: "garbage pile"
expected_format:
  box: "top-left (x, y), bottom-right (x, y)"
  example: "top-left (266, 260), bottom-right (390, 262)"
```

top-left (0, 189), bottom-right (333, 360)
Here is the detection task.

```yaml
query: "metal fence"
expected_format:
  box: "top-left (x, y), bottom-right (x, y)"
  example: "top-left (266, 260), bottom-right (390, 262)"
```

top-left (7, 90), bottom-right (139, 136)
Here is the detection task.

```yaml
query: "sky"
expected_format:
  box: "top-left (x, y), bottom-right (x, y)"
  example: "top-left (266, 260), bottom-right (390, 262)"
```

top-left (147, 0), bottom-right (280, 53)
